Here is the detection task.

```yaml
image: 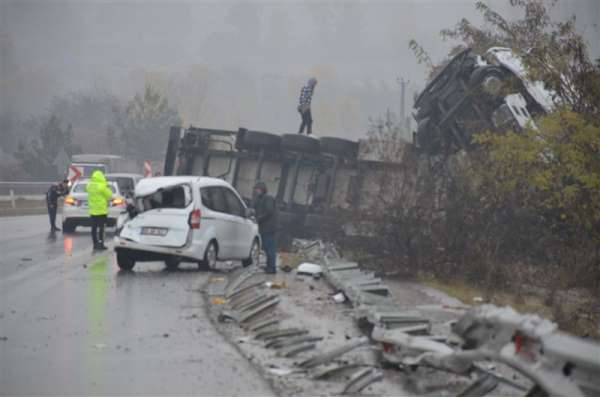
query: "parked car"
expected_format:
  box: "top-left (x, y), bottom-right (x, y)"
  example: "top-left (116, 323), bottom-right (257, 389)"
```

top-left (113, 176), bottom-right (260, 271)
top-left (61, 179), bottom-right (127, 232)
top-left (105, 173), bottom-right (143, 197)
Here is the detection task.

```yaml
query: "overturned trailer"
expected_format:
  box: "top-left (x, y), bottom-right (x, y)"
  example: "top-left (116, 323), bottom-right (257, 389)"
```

top-left (163, 127), bottom-right (415, 244)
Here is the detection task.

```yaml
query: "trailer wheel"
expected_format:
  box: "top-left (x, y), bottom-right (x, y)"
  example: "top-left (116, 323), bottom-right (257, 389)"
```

top-left (319, 137), bottom-right (358, 158)
top-left (237, 130), bottom-right (281, 151)
top-left (281, 134), bottom-right (319, 153)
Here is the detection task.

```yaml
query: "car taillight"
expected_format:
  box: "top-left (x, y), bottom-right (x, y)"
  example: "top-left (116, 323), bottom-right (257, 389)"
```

top-left (188, 209), bottom-right (201, 229)
top-left (112, 197), bottom-right (125, 206)
top-left (65, 196), bottom-right (76, 206)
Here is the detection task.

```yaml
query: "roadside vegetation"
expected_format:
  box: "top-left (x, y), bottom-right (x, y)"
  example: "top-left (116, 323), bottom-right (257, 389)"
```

top-left (335, 0), bottom-right (600, 338)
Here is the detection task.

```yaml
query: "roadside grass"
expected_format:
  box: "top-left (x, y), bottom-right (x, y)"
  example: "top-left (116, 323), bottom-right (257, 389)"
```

top-left (419, 275), bottom-right (600, 339)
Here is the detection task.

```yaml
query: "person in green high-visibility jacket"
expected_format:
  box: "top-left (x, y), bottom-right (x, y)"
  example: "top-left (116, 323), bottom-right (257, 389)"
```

top-left (86, 170), bottom-right (113, 250)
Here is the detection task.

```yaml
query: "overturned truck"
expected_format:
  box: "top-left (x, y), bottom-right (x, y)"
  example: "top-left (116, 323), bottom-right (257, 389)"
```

top-left (414, 47), bottom-right (555, 155)
top-left (163, 127), bottom-right (415, 244)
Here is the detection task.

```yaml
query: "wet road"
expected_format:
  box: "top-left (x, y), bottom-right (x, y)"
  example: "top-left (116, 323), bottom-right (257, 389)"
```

top-left (0, 215), bottom-right (274, 396)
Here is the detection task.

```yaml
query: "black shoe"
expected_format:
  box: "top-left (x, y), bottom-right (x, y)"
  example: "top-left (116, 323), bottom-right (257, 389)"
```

top-left (265, 269), bottom-right (276, 275)
top-left (51, 226), bottom-right (61, 231)
top-left (97, 244), bottom-right (108, 250)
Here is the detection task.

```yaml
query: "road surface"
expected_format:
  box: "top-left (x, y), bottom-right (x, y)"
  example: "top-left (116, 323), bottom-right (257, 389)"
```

top-left (0, 215), bottom-right (274, 396)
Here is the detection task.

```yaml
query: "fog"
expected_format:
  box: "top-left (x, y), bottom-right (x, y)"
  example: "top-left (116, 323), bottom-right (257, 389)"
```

top-left (1, 0), bottom-right (598, 151)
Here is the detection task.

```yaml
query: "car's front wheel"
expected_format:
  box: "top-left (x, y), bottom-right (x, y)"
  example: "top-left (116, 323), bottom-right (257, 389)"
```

top-left (242, 239), bottom-right (260, 268)
top-left (116, 251), bottom-right (135, 271)
top-left (198, 241), bottom-right (217, 270)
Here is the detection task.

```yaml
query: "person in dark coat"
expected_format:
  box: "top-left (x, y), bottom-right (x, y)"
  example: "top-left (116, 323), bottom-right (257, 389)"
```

top-left (297, 77), bottom-right (317, 135)
top-left (252, 181), bottom-right (278, 274)
top-left (46, 179), bottom-right (69, 231)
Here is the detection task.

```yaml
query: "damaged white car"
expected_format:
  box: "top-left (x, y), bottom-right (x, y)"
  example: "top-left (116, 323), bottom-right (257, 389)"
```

top-left (114, 176), bottom-right (260, 271)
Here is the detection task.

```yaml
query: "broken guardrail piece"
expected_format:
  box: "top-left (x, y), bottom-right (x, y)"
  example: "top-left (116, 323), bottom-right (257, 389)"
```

top-left (277, 342), bottom-right (318, 358)
top-left (230, 289), bottom-right (266, 310)
top-left (228, 281), bottom-right (266, 303)
top-left (371, 325), bottom-right (454, 366)
top-left (341, 367), bottom-right (383, 394)
top-left (298, 336), bottom-right (370, 369)
top-left (455, 374), bottom-right (498, 397)
top-left (266, 335), bottom-right (323, 349)
top-left (239, 297), bottom-right (280, 324)
top-left (255, 328), bottom-right (308, 340)
top-left (236, 293), bottom-right (276, 313)
top-left (311, 363), bottom-right (366, 380)
top-left (225, 268), bottom-right (261, 298)
top-left (245, 315), bottom-right (281, 332)
top-left (366, 310), bottom-right (430, 329)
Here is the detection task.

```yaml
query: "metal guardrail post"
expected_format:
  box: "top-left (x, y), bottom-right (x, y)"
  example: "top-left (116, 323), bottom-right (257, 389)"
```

top-left (10, 189), bottom-right (15, 208)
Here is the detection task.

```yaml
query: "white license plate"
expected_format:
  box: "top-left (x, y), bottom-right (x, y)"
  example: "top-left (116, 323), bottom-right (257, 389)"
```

top-left (141, 227), bottom-right (168, 236)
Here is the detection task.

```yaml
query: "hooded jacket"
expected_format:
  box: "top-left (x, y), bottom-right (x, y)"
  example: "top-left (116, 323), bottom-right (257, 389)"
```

top-left (86, 170), bottom-right (112, 216)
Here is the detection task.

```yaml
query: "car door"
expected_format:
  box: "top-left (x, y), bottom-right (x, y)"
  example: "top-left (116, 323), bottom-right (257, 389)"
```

top-left (200, 186), bottom-right (235, 258)
top-left (222, 187), bottom-right (255, 259)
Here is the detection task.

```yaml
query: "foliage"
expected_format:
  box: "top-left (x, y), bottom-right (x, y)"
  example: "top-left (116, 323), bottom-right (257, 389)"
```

top-left (14, 114), bottom-right (81, 179)
top-left (473, 109), bottom-right (600, 242)
top-left (109, 84), bottom-right (181, 160)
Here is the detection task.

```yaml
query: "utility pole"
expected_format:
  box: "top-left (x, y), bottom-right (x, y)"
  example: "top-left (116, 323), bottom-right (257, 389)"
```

top-left (397, 77), bottom-right (410, 136)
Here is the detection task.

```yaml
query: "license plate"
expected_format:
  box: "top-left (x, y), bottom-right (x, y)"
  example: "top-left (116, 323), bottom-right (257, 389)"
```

top-left (141, 227), bottom-right (168, 236)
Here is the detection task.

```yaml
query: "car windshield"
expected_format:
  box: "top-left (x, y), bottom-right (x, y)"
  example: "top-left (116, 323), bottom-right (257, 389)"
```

top-left (137, 184), bottom-right (191, 212)
top-left (72, 183), bottom-right (116, 194)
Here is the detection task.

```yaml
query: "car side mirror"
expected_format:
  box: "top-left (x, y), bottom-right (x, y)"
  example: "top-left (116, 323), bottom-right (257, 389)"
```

top-left (245, 208), bottom-right (255, 219)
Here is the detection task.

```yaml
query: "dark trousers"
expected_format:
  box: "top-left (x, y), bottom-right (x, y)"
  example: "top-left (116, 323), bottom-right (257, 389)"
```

top-left (298, 109), bottom-right (313, 135)
top-left (47, 204), bottom-right (57, 230)
top-left (261, 233), bottom-right (277, 273)
top-left (91, 215), bottom-right (107, 246)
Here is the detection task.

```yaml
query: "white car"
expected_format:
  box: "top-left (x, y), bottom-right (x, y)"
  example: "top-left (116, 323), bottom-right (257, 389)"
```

top-left (113, 176), bottom-right (260, 271)
top-left (105, 173), bottom-right (143, 198)
top-left (62, 179), bottom-right (127, 232)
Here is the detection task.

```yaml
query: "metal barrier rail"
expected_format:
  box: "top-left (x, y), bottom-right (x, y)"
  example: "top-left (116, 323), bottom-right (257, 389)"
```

top-left (0, 181), bottom-right (52, 196)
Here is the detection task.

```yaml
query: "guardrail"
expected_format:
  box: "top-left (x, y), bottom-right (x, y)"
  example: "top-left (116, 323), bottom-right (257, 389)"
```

top-left (0, 181), bottom-right (50, 207)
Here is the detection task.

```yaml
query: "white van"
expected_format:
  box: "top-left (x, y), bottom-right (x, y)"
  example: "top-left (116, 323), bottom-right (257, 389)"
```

top-left (114, 176), bottom-right (260, 271)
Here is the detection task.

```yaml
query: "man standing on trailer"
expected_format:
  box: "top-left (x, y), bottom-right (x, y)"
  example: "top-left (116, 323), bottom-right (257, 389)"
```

top-left (297, 77), bottom-right (317, 135)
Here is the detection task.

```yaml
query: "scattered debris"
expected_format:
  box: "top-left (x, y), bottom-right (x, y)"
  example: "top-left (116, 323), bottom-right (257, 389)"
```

top-left (211, 297), bottom-right (227, 305)
top-left (332, 292), bottom-right (346, 303)
top-left (265, 281), bottom-right (287, 289)
top-left (297, 263), bottom-right (322, 277)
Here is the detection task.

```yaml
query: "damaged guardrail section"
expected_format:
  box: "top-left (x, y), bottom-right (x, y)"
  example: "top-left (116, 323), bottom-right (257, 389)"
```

top-left (294, 239), bottom-right (600, 397)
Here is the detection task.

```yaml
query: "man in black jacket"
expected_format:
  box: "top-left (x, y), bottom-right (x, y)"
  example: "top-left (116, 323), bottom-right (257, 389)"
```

top-left (46, 179), bottom-right (68, 232)
top-left (252, 181), bottom-right (278, 274)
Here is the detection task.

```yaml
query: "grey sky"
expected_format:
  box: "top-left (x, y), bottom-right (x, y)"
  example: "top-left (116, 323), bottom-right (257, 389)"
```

top-left (1, 0), bottom-right (598, 144)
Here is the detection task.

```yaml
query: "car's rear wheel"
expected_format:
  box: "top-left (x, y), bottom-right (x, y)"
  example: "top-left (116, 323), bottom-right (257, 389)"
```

top-left (116, 251), bottom-right (135, 271)
top-left (62, 220), bottom-right (75, 233)
top-left (198, 241), bottom-right (217, 270)
top-left (242, 239), bottom-right (260, 268)
top-left (165, 257), bottom-right (180, 271)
